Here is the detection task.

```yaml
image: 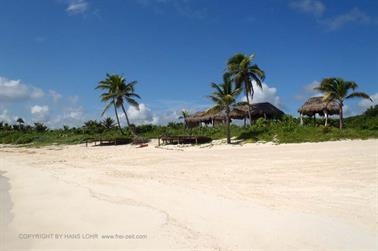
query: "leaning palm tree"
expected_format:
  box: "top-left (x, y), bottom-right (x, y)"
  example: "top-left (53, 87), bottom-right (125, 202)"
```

top-left (96, 75), bottom-right (124, 134)
top-left (315, 78), bottom-right (372, 129)
top-left (117, 77), bottom-right (141, 135)
top-left (208, 77), bottom-right (241, 144)
top-left (96, 74), bottom-right (141, 136)
top-left (226, 53), bottom-right (265, 125)
top-left (178, 110), bottom-right (190, 128)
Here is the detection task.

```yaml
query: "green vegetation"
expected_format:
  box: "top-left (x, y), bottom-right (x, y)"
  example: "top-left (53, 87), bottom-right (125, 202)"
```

top-left (178, 110), bottom-right (190, 128)
top-left (96, 74), bottom-right (141, 136)
top-left (208, 76), bottom-right (241, 144)
top-left (237, 115), bottom-right (378, 143)
top-left (1, 106), bottom-right (377, 146)
top-left (314, 78), bottom-right (372, 129)
top-left (0, 55), bottom-right (376, 147)
top-left (226, 53), bottom-right (265, 125)
top-left (344, 105), bottom-right (378, 130)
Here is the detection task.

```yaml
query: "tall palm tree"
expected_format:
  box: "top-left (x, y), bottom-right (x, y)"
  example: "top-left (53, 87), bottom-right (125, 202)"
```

top-left (96, 74), bottom-right (141, 136)
top-left (178, 110), bottom-right (190, 128)
top-left (226, 53), bottom-right (265, 125)
top-left (96, 74), bottom-right (124, 134)
top-left (315, 78), bottom-right (372, 129)
top-left (208, 77), bottom-right (241, 144)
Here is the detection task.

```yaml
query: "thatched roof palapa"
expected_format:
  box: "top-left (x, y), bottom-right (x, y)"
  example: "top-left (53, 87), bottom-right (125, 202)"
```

top-left (298, 96), bottom-right (339, 116)
top-left (185, 111), bottom-right (225, 126)
top-left (185, 102), bottom-right (284, 125)
top-left (231, 102), bottom-right (284, 120)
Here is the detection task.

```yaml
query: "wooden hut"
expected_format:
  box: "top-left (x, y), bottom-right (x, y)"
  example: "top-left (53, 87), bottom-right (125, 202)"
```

top-left (298, 96), bottom-right (339, 126)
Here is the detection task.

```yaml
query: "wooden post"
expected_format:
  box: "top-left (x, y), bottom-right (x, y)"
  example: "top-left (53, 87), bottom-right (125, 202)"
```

top-left (158, 137), bottom-right (160, 146)
top-left (300, 113), bottom-right (303, 126)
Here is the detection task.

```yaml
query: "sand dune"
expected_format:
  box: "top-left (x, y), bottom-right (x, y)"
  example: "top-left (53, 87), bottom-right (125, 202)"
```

top-left (0, 139), bottom-right (377, 250)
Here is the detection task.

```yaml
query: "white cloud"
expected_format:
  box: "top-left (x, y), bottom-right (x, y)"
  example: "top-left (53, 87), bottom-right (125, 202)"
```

top-left (68, 95), bottom-right (79, 105)
top-left (241, 82), bottom-right (282, 108)
top-left (49, 90), bottom-right (62, 103)
top-left (66, 0), bottom-right (88, 15)
top-left (289, 0), bottom-right (325, 17)
top-left (304, 80), bottom-right (320, 93)
top-left (0, 76), bottom-right (44, 102)
top-left (31, 105), bottom-right (49, 115)
top-left (0, 109), bottom-right (13, 123)
top-left (154, 110), bottom-right (181, 125)
top-left (358, 92), bottom-right (377, 111)
top-left (136, 0), bottom-right (207, 19)
top-left (31, 105), bottom-right (49, 121)
top-left (121, 103), bottom-right (183, 125)
top-left (289, 1), bottom-right (375, 31)
top-left (321, 7), bottom-right (372, 31)
top-left (66, 106), bottom-right (84, 120)
top-left (126, 103), bottom-right (158, 125)
top-left (294, 80), bottom-right (322, 100)
top-left (46, 106), bottom-right (85, 128)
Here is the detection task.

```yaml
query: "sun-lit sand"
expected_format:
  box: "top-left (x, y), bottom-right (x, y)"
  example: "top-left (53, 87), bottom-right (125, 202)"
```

top-left (0, 139), bottom-right (377, 250)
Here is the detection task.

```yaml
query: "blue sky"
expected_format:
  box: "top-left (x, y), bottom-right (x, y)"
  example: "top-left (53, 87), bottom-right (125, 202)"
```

top-left (0, 0), bottom-right (377, 127)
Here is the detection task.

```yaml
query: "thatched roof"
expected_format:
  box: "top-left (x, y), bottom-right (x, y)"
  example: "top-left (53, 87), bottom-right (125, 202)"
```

top-left (185, 102), bottom-right (284, 124)
top-left (185, 111), bottom-right (210, 124)
top-left (231, 102), bottom-right (284, 120)
top-left (298, 96), bottom-right (339, 116)
top-left (185, 110), bottom-right (225, 124)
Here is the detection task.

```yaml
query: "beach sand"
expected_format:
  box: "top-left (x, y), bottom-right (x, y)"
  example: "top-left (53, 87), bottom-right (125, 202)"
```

top-left (0, 139), bottom-right (377, 250)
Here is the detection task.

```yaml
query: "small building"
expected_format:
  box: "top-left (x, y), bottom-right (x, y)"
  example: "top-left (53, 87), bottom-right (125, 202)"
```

top-left (298, 96), bottom-right (339, 126)
top-left (185, 102), bottom-right (284, 127)
top-left (231, 102), bottom-right (285, 122)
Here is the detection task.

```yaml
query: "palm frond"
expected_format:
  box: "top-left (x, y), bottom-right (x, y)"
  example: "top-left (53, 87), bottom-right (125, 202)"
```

top-left (346, 92), bottom-right (372, 101)
top-left (101, 101), bottom-right (114, 117)
top-left (125, 98), bottom-right (140, 109)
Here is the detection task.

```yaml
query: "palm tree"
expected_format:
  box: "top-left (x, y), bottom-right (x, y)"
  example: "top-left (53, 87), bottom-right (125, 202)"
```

top-left (102, 117), bottom-right (115, 129)
top-left (208, 77), bottom-right (241, 144)
top-left (315, 78), bottom-right (372, 129)
top-left (226, 53), bottom-right (265, 125)
top-left (16, 118), bottom-right (24, 130)
top-left (178, 110), bottom-right (190, 128)
top-left (96, 74), bottom-right (140, 136)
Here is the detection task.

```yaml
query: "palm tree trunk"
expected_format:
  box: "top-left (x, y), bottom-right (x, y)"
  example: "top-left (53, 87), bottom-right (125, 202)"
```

top-left (245, 82), bottom-right (253, 125)
top-left (113, 100), bottom-right (124, 135)
top-left (120, 103), bottom-right (137, 136)
top-left (226, 107), bottom-right (231, 144)
top-left (339, 103), bottom-right (343, 129)
top-left (324, 112), bottom-right (328, 127)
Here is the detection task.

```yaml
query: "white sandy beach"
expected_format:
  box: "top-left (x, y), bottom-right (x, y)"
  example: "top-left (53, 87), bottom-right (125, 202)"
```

top-left (0, 139), bottom-right (377, 251)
